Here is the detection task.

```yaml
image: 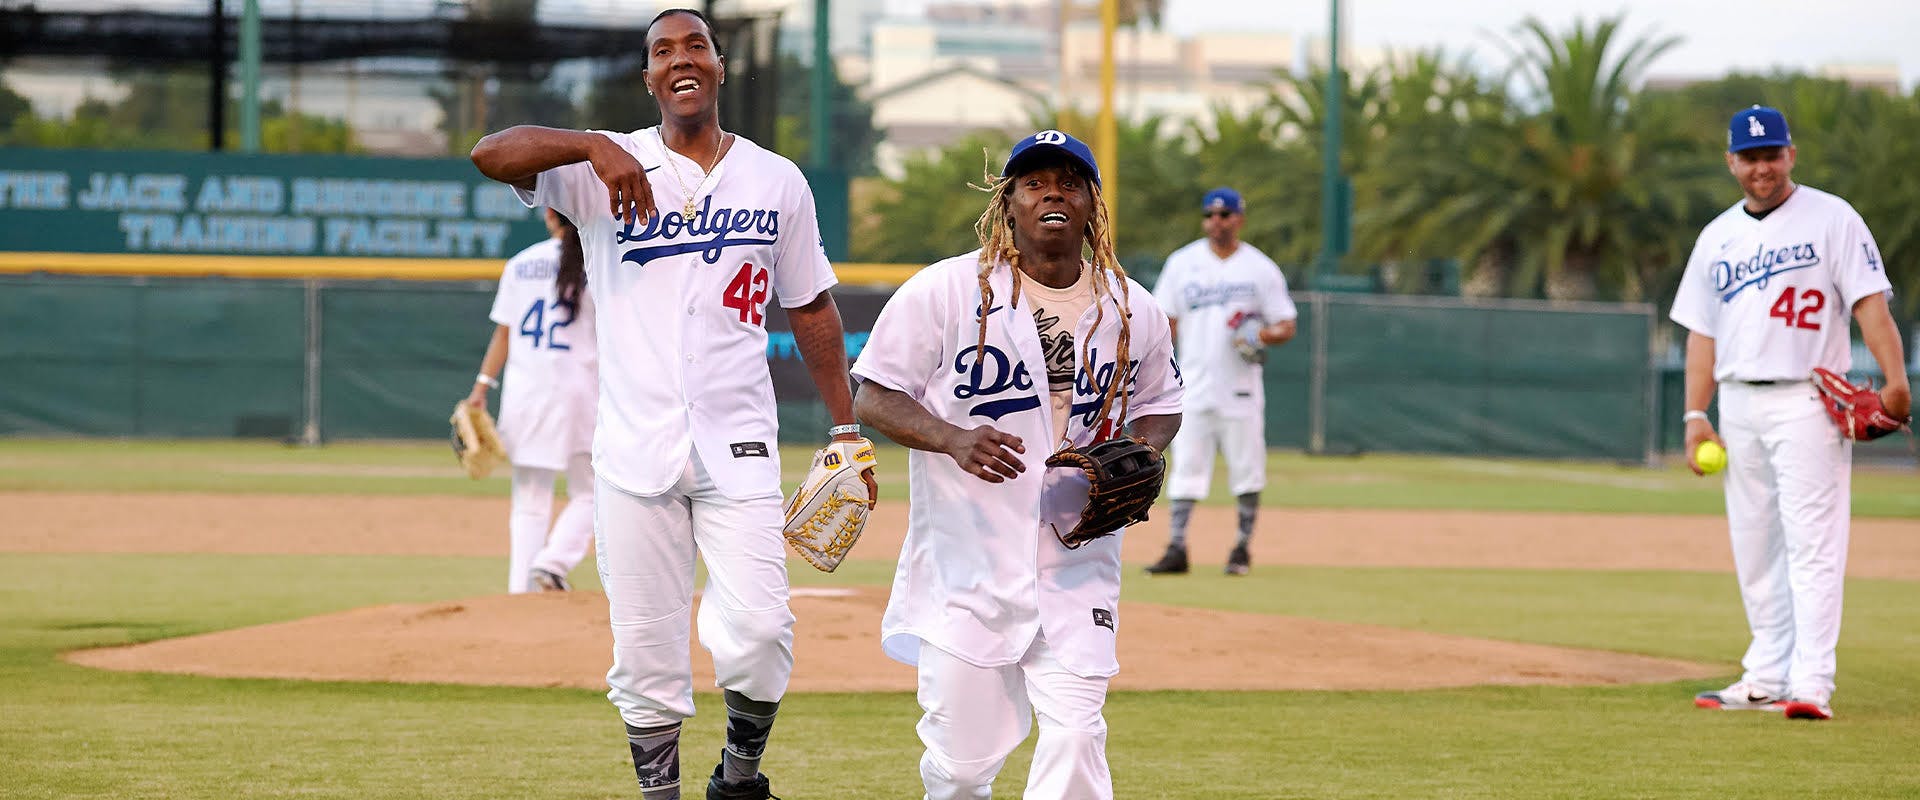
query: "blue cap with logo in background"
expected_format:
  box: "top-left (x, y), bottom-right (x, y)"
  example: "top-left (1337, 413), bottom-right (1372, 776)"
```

top-left (1003, 130), bottom-right (1101, 187)
top-left (1203, 187), bottom-right (1243, 214)
top-left (1728, 105), bottom-right (1791, 152)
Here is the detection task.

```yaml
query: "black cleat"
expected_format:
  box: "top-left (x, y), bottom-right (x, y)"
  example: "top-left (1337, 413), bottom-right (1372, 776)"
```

top-left (1144, 544), bottom-right (1189, 575)
top-left (1225, 544), bottom-right (1251, 576)
top-left (707, 765), bottom-right (778, 800)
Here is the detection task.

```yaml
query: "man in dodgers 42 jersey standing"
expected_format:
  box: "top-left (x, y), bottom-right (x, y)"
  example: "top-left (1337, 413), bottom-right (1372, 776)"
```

top-left (1143, 188), bottom-right (1296, 576)
top-left (471, 9), bottom-right (874, 799)
top-left (1673, 105), bottom-right (1909, 722)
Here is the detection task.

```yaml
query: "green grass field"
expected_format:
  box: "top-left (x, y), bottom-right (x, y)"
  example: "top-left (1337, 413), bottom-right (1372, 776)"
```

top-left (3, 440), bottom-right (1918, 798)
top-left (5, 438), bottom-right (1917, 516)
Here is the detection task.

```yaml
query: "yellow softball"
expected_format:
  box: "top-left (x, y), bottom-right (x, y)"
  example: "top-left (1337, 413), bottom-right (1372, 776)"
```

top-left (1694, 441), bottom-right (1727, 475)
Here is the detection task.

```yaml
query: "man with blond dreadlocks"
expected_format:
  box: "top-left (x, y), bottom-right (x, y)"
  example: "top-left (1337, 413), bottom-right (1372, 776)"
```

top-left (851, 130), bottom-right (1183, 799)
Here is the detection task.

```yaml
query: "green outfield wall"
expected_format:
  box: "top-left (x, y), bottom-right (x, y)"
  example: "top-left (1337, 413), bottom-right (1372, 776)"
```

top-left (0, 273), bottom-right (1720, 462)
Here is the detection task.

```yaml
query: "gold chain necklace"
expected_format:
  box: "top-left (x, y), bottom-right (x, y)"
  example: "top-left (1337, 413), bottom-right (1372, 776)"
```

top-left (662, 127), bottom-right (724, 218)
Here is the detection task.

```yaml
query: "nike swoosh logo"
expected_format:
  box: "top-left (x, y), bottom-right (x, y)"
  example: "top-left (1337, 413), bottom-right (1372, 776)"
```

top-left (644, 165), bottom-right (661, 173)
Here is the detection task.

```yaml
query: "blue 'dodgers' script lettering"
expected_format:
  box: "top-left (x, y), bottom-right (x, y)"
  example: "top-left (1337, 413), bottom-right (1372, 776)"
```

top-left (618, 196), bottom-right (780, 266)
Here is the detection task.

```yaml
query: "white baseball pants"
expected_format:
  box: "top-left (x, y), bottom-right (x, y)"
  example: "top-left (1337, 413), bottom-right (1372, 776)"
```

top-left (1718, 381), bottom-right (1851, 705)
top-left (594, 451), bottom-right (795, 729)
top-left (915, 636), bottom-right (1111, 800)
top-left (506, 452), bottom-right (596, 593)
top-left (1167, 408), bottom-right (1267, 500)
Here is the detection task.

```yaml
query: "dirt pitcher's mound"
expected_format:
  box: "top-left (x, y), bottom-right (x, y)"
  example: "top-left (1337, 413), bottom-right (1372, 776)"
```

top-left (66, 586), bottom-right (1719, 692)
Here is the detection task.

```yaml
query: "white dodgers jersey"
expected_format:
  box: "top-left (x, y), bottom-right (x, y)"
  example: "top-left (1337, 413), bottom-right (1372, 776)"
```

top-left (1669, 186), bottom-right (1892, 382)
top-left (851, 253), bottom-right (1184, 677)
top-left (517, 128), bottom-right (837, 499)
top-left (1151, 240), bottom-right (1296, 417)
top-left (488, 237), bottom-right (598, 471)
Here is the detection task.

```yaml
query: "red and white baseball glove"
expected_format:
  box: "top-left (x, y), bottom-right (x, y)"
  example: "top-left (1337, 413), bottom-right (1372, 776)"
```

top-left (1811, 368), bottom-right (1911, 441)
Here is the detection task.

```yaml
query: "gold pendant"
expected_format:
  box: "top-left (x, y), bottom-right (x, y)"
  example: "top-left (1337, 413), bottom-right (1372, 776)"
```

top-left (683, 200), bottom-right (696, 217)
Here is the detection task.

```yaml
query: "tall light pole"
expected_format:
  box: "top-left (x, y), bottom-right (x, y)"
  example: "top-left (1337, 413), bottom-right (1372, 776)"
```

top-left (1095, 0), bottom-right (1118, 227)
top-left (239, 0), bottom-right (261, 152)
top-left (810, 0), bottom-right (831, 171)
top-left (1315, 0), bottom-right (1349, 285)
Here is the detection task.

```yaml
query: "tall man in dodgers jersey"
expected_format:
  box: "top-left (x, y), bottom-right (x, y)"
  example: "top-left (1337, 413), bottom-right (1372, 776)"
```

top-left (852, 130), bottom-right (1182, 800)
top-left (466, 207), bottom-right (597, 594)
top-left (1674, 106), bottom-right (1909, 722)
top-left (471, 9), bottom-right (874, 799)
top-left (1144, 188), bottom-right (1296, 576)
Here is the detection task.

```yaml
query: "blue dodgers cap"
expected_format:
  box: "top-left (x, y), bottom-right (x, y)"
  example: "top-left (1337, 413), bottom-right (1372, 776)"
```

top-left (1202, 187), bottom-right (1243, 214)
top-left (1728, 105), bottom-right (1791, 152)
top-left (1002, 129), bottom-right (1101, 187)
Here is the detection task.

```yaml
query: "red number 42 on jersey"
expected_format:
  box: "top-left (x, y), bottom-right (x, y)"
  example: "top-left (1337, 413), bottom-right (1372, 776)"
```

top-left (723, 262), bottom-right (770, 325)
top-left (1768, 287), bottom-right (1825, 331)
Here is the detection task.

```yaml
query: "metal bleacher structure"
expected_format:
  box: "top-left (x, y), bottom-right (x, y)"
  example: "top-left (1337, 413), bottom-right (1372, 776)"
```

top-left (0, 0), bottom-right (784, 150)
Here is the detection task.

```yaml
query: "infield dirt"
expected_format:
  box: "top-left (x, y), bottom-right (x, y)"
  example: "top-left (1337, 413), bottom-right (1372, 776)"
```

top-left (18, 491), bottom-right (1918, 691)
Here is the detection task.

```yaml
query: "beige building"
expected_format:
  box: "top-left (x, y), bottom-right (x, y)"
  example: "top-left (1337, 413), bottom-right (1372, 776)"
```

top-left (862, 6), bottom-right (1297, 178)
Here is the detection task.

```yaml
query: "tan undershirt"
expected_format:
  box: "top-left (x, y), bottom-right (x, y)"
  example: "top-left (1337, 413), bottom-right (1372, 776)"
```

top-left (1020, 265), bottom-right (1095, 443)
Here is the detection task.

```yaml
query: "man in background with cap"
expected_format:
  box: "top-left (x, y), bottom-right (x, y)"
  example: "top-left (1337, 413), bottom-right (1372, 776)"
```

top-left (1145, 187), bottom-right (1297, 576)
top-left (851, 129), bottom-right (1182, 799)
top-left (1673, 105), bottom-right (1908, 722)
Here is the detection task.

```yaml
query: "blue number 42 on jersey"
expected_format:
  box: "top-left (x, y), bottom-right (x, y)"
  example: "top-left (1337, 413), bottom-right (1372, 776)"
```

top-left (519, 298), bottom-right (576, 350)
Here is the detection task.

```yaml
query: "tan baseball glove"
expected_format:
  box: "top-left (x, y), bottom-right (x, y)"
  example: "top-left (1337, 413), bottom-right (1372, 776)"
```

top-left (783, 438), bottom-right (878, 572)
top-left (449, 401), bottom-right (508, 479)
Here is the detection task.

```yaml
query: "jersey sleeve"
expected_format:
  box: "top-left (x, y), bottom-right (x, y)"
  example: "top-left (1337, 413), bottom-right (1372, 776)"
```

top-left (1668, 231), bottom-right (1720, 336)
top-left (1150, 254), bottom-right (1185, 320)
top-left (1125, 296), bottom-right (1184, 419)
top-left (1260, 261), bottom-right (1298, 322)
top-left (488, 258), bottom-right (520, 328)
top-left (771, 166), bottom-right (838, 309)
top-left (1831, 208), bottom-right (1894, 309)
top-left (849, 269), bottom-right (946, 400)
top-left (509, 130), bottom-right (627, 225)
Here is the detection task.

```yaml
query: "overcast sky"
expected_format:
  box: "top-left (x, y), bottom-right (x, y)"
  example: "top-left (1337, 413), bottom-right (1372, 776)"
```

top-left (889, 0), bottom-right (1919, 89)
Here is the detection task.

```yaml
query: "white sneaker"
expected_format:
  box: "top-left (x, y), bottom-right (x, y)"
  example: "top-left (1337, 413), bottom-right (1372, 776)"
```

top-left (529, 568), bottom-right (570, 592)
top-left (1694, 681), bottom-right (1785, 711)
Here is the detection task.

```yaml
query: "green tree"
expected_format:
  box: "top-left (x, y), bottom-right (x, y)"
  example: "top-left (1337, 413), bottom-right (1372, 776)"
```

top-left (0, 79), bottom-right (30, 129)
top-left (773, 52), bottom-right (879, 175)
top-left (854, 132), bottom-right (1015, 264)
top-left (1368, 15), bottom-right (1697, 300)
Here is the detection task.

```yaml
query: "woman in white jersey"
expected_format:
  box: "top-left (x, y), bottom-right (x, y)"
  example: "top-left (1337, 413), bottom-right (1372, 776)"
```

top-left (466, 207), bottom-right (597, 594)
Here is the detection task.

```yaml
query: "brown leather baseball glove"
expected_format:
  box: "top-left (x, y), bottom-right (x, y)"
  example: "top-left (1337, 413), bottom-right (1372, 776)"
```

top-left (1812, 367), bottom-right (1911, 441)
top-left (1043, 436), bottom-right (1166, 549)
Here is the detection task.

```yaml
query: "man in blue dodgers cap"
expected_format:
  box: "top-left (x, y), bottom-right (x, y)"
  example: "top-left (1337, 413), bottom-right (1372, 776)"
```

top-left (1674, 105), bottom-right (1908, 722)
top-left (848, 129), bottom-right (1184, 799)
top-left (1145, 186), bottom-right (1298, 577)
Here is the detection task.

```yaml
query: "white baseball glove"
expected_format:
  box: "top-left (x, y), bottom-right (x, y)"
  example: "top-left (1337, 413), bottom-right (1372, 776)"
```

top-left (783, 438), bottom-right (878, 572)
top-left (1230, 311), bottom-right (1266, 364)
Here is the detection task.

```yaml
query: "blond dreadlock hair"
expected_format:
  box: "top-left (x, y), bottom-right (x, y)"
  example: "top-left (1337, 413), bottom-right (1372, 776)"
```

top-left (970, 160), bottom-right (1136, 435)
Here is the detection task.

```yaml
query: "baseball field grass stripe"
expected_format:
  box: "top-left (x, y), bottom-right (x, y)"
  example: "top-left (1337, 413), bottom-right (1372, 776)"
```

top-left (3, 553), bottom-right (1917, 798)
top-left (4, 439), bottom-right (1919, 516)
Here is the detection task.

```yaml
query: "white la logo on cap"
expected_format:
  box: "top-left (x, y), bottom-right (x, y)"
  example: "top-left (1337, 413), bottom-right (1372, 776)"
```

top-left (1748, 115), bottom-right (1766, 137)
top-left (1034, 130), bottom-right (1067, 145)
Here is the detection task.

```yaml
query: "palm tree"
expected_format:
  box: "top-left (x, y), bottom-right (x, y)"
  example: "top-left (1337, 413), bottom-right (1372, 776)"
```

top-left (1489, 14), bottom-right (1684, 300)
top-left (1262, 64), bottom-right (1385, 275)
top-left (1363, 15), bottom-right (1697, 300)
top-left (1349, 49), bottom-right (1514, 288)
